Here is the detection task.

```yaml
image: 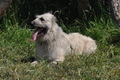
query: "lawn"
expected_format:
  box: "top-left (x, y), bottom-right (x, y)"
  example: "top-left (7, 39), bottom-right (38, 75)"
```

top-left (0, 17), bottom-right (120, 80)
top-left (0, 1), bottom-right (120, 80)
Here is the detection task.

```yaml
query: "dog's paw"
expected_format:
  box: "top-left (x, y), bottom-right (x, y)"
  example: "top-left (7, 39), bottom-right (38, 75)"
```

top-left (51, 61), bottom-right (58, 64)
top-left (51, 61), bottom-right (63, 64)
top-left (31, 61), bottom-right (38, 66)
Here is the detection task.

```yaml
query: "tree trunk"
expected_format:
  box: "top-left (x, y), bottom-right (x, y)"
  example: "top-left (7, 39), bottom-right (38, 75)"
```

top-left (77, 0), bottom-right (90, 20)
top-left (0, 0), bottom-right (12, 19)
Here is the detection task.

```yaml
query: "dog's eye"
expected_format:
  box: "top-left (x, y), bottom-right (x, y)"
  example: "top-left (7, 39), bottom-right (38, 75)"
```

top-left (40, 17), bottom-right (45, 22)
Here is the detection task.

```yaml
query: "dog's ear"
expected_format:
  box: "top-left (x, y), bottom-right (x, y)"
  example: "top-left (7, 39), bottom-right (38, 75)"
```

top-left (48, 10), bottom-right (57, 22)
top-left (52, 16), bottom-right (57, 23)
top-left (48, 10), bottom-right (53, 14)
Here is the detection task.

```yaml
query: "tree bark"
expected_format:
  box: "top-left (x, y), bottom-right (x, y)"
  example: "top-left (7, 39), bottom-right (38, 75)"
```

top-left (77, 0), bottom-right (90, 20)
top-left (0, 0), bottom-right (12, 19)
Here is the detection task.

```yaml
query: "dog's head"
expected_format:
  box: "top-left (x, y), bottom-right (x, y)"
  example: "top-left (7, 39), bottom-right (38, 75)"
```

top-left (30, 12), bottom-right (57, 41)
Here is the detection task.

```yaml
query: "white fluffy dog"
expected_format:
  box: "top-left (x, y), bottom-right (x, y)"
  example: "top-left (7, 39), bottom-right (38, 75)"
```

top-left (30, 12), bottom-right (97, 64)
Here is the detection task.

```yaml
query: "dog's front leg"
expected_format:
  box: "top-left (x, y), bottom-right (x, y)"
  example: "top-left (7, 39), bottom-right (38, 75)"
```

top-left (51, 57), bottom-right (65, 64)
top-left (31, 55), bottom-right (39, 65)
top-left (31, 61), bottom-right (38, 65)
top-left (31, 43), bottom-right (43, 65)
top-left (51, 51), bottom-right (65, 64)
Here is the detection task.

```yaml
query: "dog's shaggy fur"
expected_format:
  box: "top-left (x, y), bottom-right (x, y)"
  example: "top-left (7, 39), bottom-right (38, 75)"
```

top-left (30, 12), bottom-right (97, 64)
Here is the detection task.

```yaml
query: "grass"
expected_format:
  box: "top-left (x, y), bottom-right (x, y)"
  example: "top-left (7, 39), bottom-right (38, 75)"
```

top-left (0, 1), bottom-right (120, 80)
top-left (0, 18), bottom-right (120, 80)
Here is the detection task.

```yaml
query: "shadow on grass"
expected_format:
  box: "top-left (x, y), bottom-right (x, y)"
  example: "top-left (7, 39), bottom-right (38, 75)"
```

top-left (21, 57), bottom-right (35, 63)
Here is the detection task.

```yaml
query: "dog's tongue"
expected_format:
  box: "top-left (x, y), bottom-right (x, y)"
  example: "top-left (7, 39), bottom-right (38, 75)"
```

top-left (30, 30), bottom-right (40, 41)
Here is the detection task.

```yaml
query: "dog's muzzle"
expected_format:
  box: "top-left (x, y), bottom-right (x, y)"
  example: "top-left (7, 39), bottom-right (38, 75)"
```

top-left (30, 21), bottom-right (48, 41)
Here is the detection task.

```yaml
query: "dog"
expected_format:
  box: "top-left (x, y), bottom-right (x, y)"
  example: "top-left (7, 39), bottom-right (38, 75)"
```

top-left (30, 12), bottom-right (97, 64)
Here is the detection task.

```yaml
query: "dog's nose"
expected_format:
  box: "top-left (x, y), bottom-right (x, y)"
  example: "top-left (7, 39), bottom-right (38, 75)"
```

top-left (31, 21), bottom-right (35, 25)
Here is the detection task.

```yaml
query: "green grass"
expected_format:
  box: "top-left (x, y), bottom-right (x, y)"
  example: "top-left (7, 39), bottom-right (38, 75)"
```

top-left (0, 1), bottom-right (120, 80)
top-left (0, 18), bottom-right (120, 80)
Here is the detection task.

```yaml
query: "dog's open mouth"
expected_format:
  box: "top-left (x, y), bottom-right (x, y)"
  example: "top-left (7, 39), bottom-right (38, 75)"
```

top-left (30, 27), bottom-right (47, 41)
